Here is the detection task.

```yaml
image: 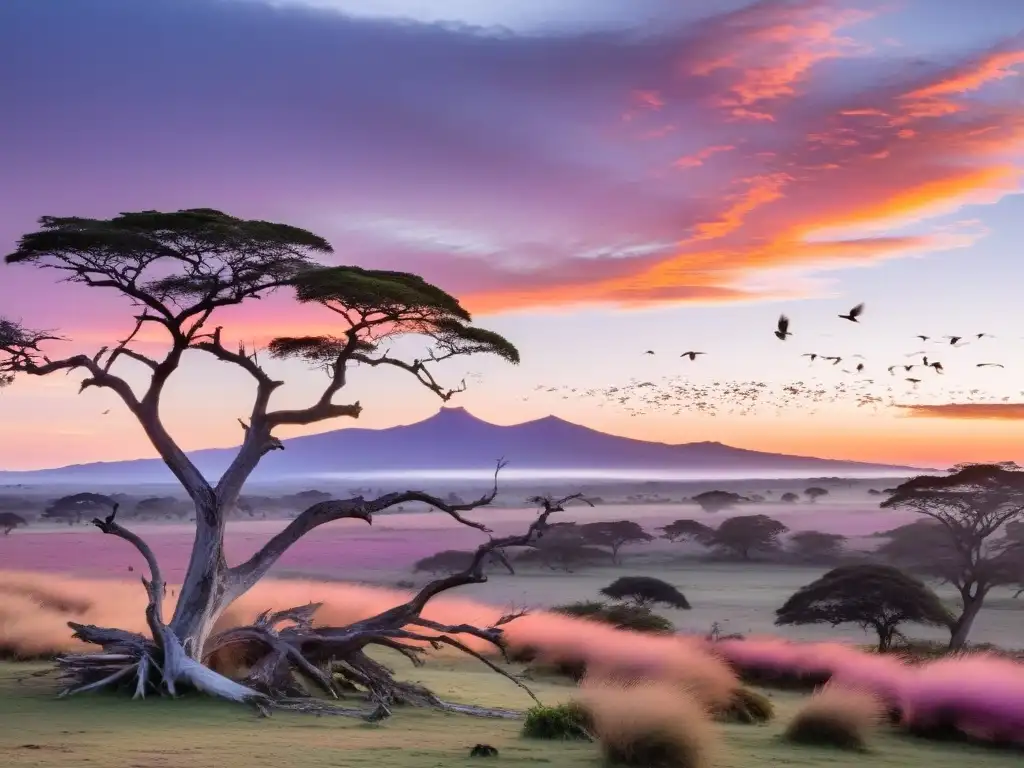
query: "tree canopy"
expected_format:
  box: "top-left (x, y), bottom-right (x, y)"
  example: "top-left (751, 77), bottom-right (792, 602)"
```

top-left (804, 487), bottom-right (829, 501)
top-left (599, 576), bottom-right (691, 610)
top-left (659, 518), bottom-right (715, 544)
top-left (0, 209), bottom-right (533, 714)
top-left (0, 511), bottom-right (26, 535)
top-left (660, 514), bottom-right (787, 560)
top-left (788, 530), bottom-right (846, 563)
top-left (42, 492), bottom-right (116, 525)
top-left (780, 492), bottom-right (800, 503)
top-left (576, 520), bottom-right (653, 564)
top-left (880, 462), bottom-right (1024, 649)
top-left (692, 490), bottom-right (747, 513)
top-left (775, 564), bottom-right (953, 651)
top-left (710, 515), bottom-right (788, 560)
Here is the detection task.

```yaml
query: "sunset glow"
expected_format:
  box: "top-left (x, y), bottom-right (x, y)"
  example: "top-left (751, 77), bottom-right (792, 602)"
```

top-left (1, 0), bottom-right (1023, 470)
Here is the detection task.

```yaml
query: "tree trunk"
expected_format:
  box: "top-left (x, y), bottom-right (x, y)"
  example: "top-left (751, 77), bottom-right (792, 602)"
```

top-left (875, 623), bottom-right (895, 652)
top-left (168, 499), bottom-right (230, 658)
top-left (949, 595), bottom-right (985, 651)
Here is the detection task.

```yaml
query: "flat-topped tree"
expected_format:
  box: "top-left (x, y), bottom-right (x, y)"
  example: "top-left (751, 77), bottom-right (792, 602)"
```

top-left (881, 462), bottom-right (1024, 649)
top-left (0, 208), bottom-right (537, 714)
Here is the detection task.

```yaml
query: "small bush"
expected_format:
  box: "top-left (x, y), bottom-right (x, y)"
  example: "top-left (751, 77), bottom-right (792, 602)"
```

top-left (552, 600), bottom-right (674, 634)
top-left (521, 701), bottom-right (593, 740)
top-left (580, 681), bottom-right (717, 768)
top-left (783, 686), bottom-right (883, 751)
top-left (715, 687), bottom-right (774, 724)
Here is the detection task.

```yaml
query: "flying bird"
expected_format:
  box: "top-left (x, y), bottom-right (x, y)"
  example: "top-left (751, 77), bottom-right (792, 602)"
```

top-left (644, 350), bottom-right (655, 355)
top-left (906, 378), bottom-right (921, 385)
top-left (680, 351), bottom-right (706, 361)
top-left (916, 335), bottom-right (930, 341)
top-left (944, 336), bottom-right (964, 346)
top-left (775, 314), bottom-right (792, 340)
top-left (977, 363), bottom-right (1004, 368)
top-left (838, 303), bottom-right (864, 322)
top-left (801, 353), bottom-right (818, 362)
top-left (823, 356), bottom-right (842, 365)
top-left (928, 361), bottom-right (944, 374)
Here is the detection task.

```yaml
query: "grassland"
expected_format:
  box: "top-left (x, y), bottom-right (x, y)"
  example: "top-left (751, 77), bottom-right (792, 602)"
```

top-left (2, 658), bottom-right (1022, 768)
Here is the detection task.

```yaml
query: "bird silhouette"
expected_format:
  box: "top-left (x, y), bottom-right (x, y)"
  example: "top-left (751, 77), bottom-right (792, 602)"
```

top-left (838, 303), bottom-right (864, 322)
top-left (916, 335), bottom-right (930, 341)
top-left (928, 361), bottom-right (944, 374)
top-left (977, 362), bottom-right (1004, 368)
top-left (680, 351), bottom-right (706, 360)
top-left (801, 353), bottom-right (818, 362)
top-left (644, 350), bottom-right (655, 355)
top-left (944, 336), bottom-right (963, 346)
top-left (855, 363), bottom-right (865, 373)
top-left (775, 314), bottom-right (792, 340)
top-left (823, 356), bottom-right (842, 365)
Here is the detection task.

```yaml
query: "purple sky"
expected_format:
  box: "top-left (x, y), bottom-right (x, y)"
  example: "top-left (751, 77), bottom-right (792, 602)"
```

top-left (1, 0), bottom-right (1023, 470)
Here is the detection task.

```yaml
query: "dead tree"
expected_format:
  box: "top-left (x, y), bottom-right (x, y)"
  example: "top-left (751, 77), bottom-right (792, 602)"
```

top-left (0, 209), bottom-right (526, 708)
top-left (56, 493), bottom-right (589, 717)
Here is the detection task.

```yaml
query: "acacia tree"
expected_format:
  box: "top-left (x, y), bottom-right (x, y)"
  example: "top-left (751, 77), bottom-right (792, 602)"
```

top-left (0, 511), bottom-right (27, 534)
top-left (599, 575), bottom-right (690, 610)
top-left (691, 490), bottom-right (747, 513)
top-left (42, 492), bottom-right (117, 525)
top-left (775, 564), bottom-right (952, 651)
top-left (709, 514), bottom-right (788, 560)
top-left (788, 530), bottom-right (846, 563)
top-left (577, 520), bottom-right (653, 564)
top-left (880, 463), bottom-right (1024, 649)
top-left (804, 487), bottom-right (829, 503)
top-left (0, 209), bottom-right (560, 714)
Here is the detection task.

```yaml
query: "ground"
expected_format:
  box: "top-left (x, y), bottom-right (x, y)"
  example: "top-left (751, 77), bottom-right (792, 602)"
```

top-left (5, 498), bottom-right (1021, 647)
top-left (2, 659), bottom-right (1021, 768)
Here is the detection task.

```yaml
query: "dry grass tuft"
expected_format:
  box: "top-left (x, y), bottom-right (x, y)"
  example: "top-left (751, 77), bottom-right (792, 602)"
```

top-left (784, 684), bottom-right (884, 751)
top-left (714, 686), bottom-right (774, 724)
top-left (578, 679), bottom-right (718, 768)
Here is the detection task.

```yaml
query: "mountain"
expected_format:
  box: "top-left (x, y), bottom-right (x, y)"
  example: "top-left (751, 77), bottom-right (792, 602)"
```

top-left (0, 407), bottom-right (923, 485)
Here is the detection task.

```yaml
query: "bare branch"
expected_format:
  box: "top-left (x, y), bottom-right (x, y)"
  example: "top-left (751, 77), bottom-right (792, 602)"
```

top-left (192, 326), bottom-right (283, 420)
top-left (228, 460), bottom-right (508, 595)
top-left (90, 504), bottom-right (166, 637)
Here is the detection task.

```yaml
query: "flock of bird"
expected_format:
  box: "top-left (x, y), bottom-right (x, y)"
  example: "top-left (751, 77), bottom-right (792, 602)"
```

top-left (525, 303), bottom-right (1019, 419)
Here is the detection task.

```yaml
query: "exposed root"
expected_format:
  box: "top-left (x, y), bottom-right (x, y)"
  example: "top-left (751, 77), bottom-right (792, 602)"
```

top-left (53, 493), bottom-right (592, 720)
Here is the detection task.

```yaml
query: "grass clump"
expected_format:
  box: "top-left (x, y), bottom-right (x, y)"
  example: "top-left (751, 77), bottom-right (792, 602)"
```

top-left (521, 701), bottom-right (593, 740)
top-left (783, 685), bottom-right (884, 751)
top-left (714, 686), bottom-right (774, 724)
top-left (580, 680), bottom-right (717, 768)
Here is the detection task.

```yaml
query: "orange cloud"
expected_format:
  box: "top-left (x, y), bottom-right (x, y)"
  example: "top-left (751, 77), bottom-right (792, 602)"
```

top-left (458, 16), bottom-right (1024, 314)
top-left (690, 4), bottom-right (874, 121)
top-left (899, 49), bottom-right (1024, 121)
top-left (894, 403), bottom-right (1024, 421)
top-left (674, 144), bottom-right (735, 169)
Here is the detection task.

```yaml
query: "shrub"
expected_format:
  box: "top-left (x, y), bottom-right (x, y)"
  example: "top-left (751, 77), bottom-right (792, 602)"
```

top-left (552, 600), bottom-right (674, 634)
top-left (714, 687), bottom-right (774, 724)
top-left (521, 701), bottom-right (593, 740)
top-left (783, 686), bottom-right (884, 751)
top-left (580, 680), bottom-right (717, 768)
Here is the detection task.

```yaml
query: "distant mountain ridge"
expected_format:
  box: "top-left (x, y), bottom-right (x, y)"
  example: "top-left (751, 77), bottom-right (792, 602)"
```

top-left (0, 407), bottom-right (923, 484)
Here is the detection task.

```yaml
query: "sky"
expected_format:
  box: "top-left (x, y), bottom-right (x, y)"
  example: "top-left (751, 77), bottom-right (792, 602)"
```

top-left (1, 0), bottom-right (1023, 471)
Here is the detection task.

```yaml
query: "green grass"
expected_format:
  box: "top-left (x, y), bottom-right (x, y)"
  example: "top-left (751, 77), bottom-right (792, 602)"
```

top-left (1, 661), bottom-right (1021, 768)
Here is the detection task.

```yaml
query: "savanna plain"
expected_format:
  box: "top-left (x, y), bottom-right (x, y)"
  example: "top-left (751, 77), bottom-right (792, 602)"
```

top-left (2, 480), bottom-right (1023, 768)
